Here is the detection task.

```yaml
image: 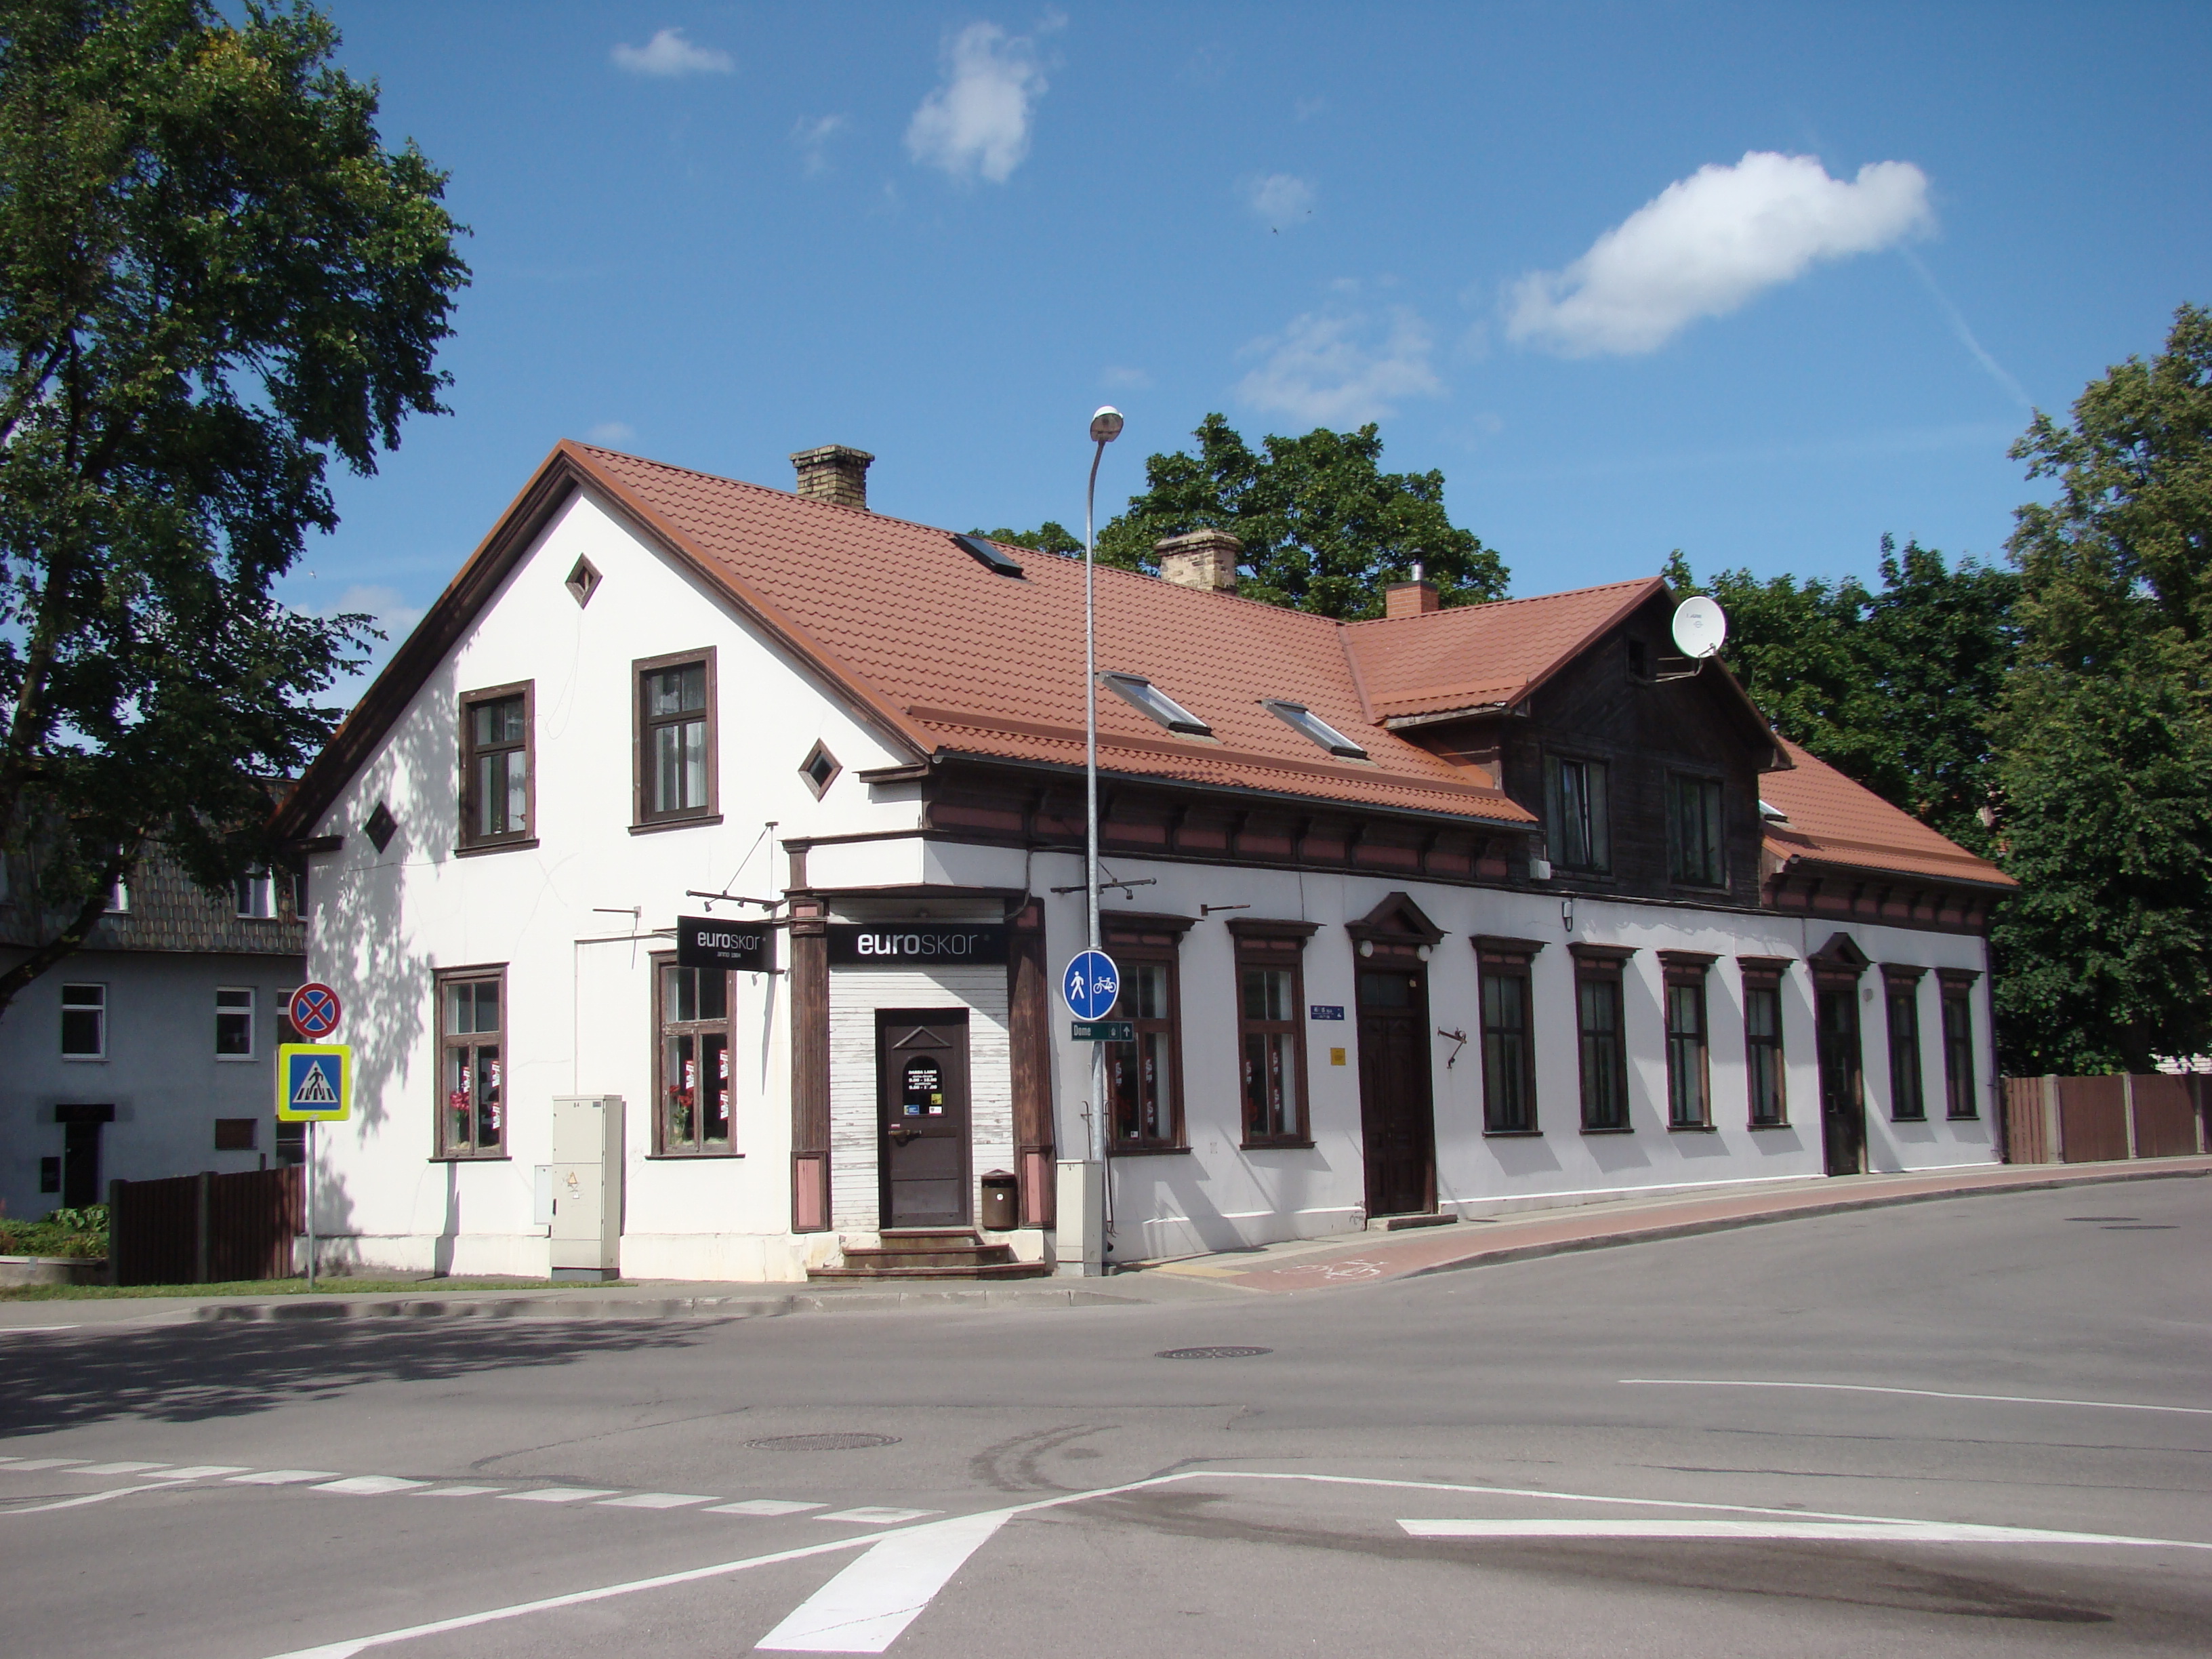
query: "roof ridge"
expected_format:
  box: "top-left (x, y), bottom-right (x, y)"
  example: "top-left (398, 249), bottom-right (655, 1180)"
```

top-left (1340, 574), bottom-right (1662, 630)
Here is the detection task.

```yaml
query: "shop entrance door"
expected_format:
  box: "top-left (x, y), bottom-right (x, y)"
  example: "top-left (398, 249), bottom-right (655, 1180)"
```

top-left (878, 1013), bottom-right (972, 1229)
top-left (1357, 967), bottom-right (1435, 1217)
top-left (1817, 985), bottom-right (1866, 1176)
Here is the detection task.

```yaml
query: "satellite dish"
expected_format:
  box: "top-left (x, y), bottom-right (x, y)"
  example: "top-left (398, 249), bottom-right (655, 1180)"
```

top-left (1671, 595), bottom-right (1727, 660)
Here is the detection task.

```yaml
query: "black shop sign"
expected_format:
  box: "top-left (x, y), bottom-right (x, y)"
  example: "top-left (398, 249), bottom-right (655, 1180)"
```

top-left (827, 923), bottom-right (1009, 966)
top-left (676, 916), bottom-right (776, 972)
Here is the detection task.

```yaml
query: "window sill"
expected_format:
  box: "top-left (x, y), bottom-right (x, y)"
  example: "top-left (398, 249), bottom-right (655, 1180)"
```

top-left (1482, 1128), bottom-right (1543, 1138)
top-left (430, 1153), bottom-right (511, 1163)
top-left (1579, 1125), bottom-right (1635, 1135)
top-left (1747, 1120), bottom-right (1792, 1130)
top-left (1946, 1113), bottom-right (1981, 1122)
top-left (630, 813), bottom-right (724, 836)
top-left (647, 1150), bottom-right (744, 1160)
top-left (1240, 1139), bottom-right (1317, 1151)
top-left (1109, 1144), bottom-right (1190, 1158)
top-left (456, 837), bottom-right (540, 859)
top-left (215, 1054), bottom-right (258, 1064)
top-left (1891, 1114), bottom-right (1929, 1125)
top-left (1668, 1122), bottom-right (1718, 1132)
top-left (60, 1054), bottom-right (108, 1063)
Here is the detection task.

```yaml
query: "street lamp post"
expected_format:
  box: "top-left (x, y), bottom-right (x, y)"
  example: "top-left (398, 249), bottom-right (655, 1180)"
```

top-left (1080, 406), bottom-right (1122, 1269)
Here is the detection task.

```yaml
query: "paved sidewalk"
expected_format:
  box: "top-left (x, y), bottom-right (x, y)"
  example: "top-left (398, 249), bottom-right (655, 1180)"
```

top-left (1141, 1155), bottom-right (2212, 1294)
top-left (3, 1156), bottom-right (2201, 1330)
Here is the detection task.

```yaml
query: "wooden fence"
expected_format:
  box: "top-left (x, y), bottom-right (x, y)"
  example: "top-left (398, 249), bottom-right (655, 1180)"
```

top-left (2001, 1073), bottom-right (2209, 1165)
top-left (108, 1166), bottom-right (302, 1286)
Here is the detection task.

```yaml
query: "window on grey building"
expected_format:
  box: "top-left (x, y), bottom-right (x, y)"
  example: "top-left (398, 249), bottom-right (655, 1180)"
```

top-left (234, 869), bottom-right (275, 918)
top-left (216, 987), bottom-right (254, 1057)
top-left (61, 983), bottom-right (106, 1059)
top-left (1572, 950), bottom-right (1630, 1130)
top-left (1885, 968), bottom-right (1927, 1121)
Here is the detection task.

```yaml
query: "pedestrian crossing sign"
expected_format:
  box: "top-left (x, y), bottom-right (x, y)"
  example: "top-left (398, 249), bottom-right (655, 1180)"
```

top-left (277, 1043), bottom-right (352, 1122)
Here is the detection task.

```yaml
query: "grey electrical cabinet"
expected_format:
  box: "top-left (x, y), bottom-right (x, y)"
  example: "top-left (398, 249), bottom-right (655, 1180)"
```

top-left (549, 1094), bottom-right (623, 1281)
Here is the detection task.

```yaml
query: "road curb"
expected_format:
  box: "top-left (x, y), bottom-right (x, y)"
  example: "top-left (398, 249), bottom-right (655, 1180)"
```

top-left (1403, 1163), bottom-right (2211, 1282)
top-left (189, 1284), bottom-right (1139, 1324)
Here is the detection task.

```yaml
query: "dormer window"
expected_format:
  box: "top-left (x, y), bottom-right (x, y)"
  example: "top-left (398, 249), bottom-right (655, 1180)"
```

top-left (1101, 673), bottom-right (1211, 737)
top-left (1262, 699), bottom-right (1367, 759)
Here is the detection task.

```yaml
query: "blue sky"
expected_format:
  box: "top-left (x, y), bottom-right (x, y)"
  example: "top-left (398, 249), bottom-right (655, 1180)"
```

top-left (300, 2), bottom-right (2211, 674)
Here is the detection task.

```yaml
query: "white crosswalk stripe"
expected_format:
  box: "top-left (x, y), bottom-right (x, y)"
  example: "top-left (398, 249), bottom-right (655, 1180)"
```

top-left (500, 1486), bottom-right (619, 1504)
top-left (228, 1469), bottom-right (340, 1485)
top-left (597, 1492), bottom-right (716, 1509)
top-left (314, 1476), bottom-right (430, 1495)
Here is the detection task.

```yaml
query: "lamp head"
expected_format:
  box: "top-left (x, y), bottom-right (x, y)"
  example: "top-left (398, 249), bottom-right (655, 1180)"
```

top-left (1090, 406), bottom-right (1124, 444)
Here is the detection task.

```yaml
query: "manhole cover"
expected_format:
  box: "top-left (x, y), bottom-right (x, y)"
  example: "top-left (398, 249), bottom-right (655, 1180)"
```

top-left (745, 1432), bottom-right (900, 1451)
top-left (1156, 1345), bottom-right (1272, 1359)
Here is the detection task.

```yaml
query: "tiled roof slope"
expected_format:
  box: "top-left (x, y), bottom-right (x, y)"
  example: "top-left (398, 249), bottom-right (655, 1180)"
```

top-left (1760, 739), bottom-right (2015, 889)
top-left (0, 851), bottom-right (305, 956)
top-left (577, 446), bottom-right (1533, 825)
top-left (1341, 576), bottom-right (1662, 720)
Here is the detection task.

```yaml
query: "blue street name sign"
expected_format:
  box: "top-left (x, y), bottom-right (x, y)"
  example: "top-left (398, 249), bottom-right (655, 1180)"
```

top-left (1309, 1005), bottom-right (1345, 1021)
top-left (1061, 949), bottom-right (1121, 1020)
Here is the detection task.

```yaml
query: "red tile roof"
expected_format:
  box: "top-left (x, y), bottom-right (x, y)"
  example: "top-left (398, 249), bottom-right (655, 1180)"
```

top-left (576, 445), bottom-right (1533, 825)
top-left (274, 441), bottom-right (2014, 898)
top-left (1342, 577), bottom-right (1662, 720)
top-left (1760, 739), bottom-right (2015, 889)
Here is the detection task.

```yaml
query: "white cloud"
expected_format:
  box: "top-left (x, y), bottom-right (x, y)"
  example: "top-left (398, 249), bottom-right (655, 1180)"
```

top-left (585, 422), bottom-right (635, 445)
top-left (1101, 365), bottom-right (1152, 390)
top-left (1248, 173), bottom-right (1316, 228)
top-left (1235, 307), bottom-right (1443, 426)
top-left (611, 27), bottom-right (733, 77)
top-left (905, 22), bottom-right (1047, 183)
top-left (792, 114), bottom-right (850, 177)
top-left (1507, 151), bottom-right (1933, 356)
top-left (329, 583), bottom-right (425, 637)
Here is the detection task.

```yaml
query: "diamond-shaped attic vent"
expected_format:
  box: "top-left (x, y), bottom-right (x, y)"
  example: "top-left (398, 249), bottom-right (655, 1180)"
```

top-left (799, 741), bottom-right (841, 798)
top-left (565, 555), bottom-right (602, 608)
top-left (363, 801), bottom-right (398, 854)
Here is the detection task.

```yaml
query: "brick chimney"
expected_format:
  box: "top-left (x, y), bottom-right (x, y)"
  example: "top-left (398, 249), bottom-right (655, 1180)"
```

top-left (1155, 528), bottom-right (1242, 594)
top-left (790, 445), bottom-right (874, 510)
top-left (1385, 560), bottom-right (1440, 618)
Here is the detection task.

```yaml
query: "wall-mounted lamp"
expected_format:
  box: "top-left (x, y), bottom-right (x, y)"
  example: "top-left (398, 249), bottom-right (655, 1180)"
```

top-left (1416, 943), bottom-right (1433, 962)
top-left (1561, 897), bottom-right (1574, 932)
top-left (1357, 939), bottom-right (1375, 958)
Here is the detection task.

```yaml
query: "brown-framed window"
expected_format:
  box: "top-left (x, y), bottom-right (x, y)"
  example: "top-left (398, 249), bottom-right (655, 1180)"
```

top-left (1103, 916), bottom-right (1191, 1152)
top-left (1939, 969), bottom-right (1980, 1120)
top-left (633, 648), bottom-right (720, 827)
top-left (1228, 920), bottom-right (1317, 1147)
top-left (1570, 945), bottom-right (1633, 1130)
top-left (436, 966), bottom-right (506, 1158)
top-left (1884, 966), bottom-right (1927, 1121)
top-left (1475, 937), bottom-right (1544, 1134)
top-left (1544, 753), bottom-right (1610, 873)
top-left (1666, 773), bottom-right (1724, 886)
top-left (654, 955), bottom-right (735, 1155)
top-left (1739, 957), bottom-right (1790, 1126)
top-left (459, 680), bottom-right (535, 849)
top-left (1661, 951), bottom-right (1714, 1128)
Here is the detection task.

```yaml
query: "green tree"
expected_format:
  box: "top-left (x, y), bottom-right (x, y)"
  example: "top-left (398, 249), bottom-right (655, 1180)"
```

top-left (1094, 413), bottom-right (1507, 617)
top-left (970, 521), bottom-right (1080, 557)
top-left (1665, 539), bottom-right (2019, 855)
top-left (0, 0), bottom-right (468, 1011)
top-left (1989, 303), bottom-right (2212, 1072)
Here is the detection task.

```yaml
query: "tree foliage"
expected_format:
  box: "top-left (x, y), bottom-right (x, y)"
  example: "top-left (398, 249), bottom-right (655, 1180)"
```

top-left (1988, 303), bottom-right (2212, 1072)
top-left (1089, 413), bottom-right (1507, 617)
top-left (970, 520), bottom-right (1080, 557)
top-left (1664, 538), bottom-right (2019, 857)
top-left (0, 0), bottom-right (468, 1009)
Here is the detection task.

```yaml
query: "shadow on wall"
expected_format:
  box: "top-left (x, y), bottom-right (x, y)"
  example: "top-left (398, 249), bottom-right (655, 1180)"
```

top-left (0, 1318), bottom-right (710, 1435)
top-left (308, 663), bottom-right (453, 1252)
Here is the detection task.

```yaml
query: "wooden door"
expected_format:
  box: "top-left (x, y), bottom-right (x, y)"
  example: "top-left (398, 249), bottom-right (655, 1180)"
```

top-left (62, 1118), bottom-right (104, 1208)
top-left (878, 1015), bottom-right (971, 1229)
top-left (1816, 985), bottom-right (1865, 1176)
top-left (1357, 967), bottom-right (1435, 1217)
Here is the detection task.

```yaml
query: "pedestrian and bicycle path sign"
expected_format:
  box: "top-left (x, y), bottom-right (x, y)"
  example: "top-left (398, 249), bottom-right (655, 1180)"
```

top-left (276, 1044), bottom-right (352, 1121)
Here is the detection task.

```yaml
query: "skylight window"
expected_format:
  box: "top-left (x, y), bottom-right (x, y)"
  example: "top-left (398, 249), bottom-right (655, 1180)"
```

top-left (1101, 673), bottom-right (1211, 737)
top-left (1759, 798), bottom-right (1790, 823)
top-left (951, 533), bottom-right (1023, 577)
top-left (1262, 699), bottom-right (1368, 759)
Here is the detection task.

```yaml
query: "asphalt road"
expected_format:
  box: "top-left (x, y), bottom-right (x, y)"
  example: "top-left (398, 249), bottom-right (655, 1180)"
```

top-left (3, 1174), bottom-right (2207, 1658)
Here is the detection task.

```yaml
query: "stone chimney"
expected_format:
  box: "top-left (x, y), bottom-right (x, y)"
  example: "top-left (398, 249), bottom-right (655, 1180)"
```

top-left (1155, 527), bottom-right (1242, 594)
top-left (1385, 560), bottom-right (1440, 618)
top-left (790, 445), bottom-right (874, 510)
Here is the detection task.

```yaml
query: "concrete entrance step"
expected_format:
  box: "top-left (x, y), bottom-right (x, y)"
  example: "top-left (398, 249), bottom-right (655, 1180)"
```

top-left (1368, 1212), bottom-right (1459, 1231)
top-left (809, 1229), bottom-right (1052, 1282)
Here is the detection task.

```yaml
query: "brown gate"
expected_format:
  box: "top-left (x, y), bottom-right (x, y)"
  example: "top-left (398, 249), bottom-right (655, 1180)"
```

top-left (2129, 1073), bottom-right (2200, 1158)
top-left (110, 1167), bottom-right (303, 1286)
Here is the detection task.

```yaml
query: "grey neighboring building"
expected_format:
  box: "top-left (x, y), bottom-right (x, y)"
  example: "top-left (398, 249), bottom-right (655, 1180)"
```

top-left (0, 853), bottom-right (305, 1221)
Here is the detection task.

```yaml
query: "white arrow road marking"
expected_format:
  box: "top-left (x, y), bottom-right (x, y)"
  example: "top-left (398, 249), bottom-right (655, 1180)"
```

top-left (1620, 1378), bottom-right (2212, 1416)
top-left (1400, 1519), bottom-right (2212, 1547)
top-left (754, 1508), bottom-right (1012, 1653)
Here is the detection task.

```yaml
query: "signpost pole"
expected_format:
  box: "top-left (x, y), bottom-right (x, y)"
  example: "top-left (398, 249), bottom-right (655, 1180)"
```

top-left (306, 1119), bottom-right (317, 1292)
